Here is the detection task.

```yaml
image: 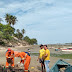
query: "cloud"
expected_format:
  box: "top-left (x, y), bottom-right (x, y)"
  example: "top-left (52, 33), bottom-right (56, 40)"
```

top-left (1, 0), bottom-right (72, 44)
top-left (0, 0), bottom-right (54, 17)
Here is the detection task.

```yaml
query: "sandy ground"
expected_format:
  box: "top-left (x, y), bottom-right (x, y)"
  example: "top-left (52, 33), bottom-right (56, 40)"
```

top-left (0, 45), bottom-right (72, 72)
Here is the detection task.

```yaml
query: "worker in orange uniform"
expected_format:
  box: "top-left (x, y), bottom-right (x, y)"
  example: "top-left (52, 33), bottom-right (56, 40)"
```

top-left (6, 48), bottom-right (14, 68)
top-left (15, 52), bottom-right (31, 72)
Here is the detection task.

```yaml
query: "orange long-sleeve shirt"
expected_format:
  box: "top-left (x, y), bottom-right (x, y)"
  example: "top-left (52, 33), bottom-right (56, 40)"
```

top-left (6, 50), bottom-right (14, 58)
top-left (18, 52), bottom-right (28, 60)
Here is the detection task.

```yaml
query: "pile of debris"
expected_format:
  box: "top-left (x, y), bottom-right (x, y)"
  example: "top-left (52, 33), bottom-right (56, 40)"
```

top-left (0, 64), bottom-right (24, 72)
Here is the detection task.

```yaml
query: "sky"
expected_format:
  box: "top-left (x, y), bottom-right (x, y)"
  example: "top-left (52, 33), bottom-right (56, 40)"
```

top-left (0, 0), bottom-right (72, 44)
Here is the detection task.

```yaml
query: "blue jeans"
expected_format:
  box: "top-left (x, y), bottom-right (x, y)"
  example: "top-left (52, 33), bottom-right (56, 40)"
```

top-left (44, 60), bottom-right (50, 72)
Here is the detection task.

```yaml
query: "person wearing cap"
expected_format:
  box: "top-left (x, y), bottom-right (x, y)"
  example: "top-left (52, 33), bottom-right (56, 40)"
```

top-left (5, 48), bottom-right (14, 68)
top-left (15, 52), bottom-right (31, 72)
top-left (37, 44), bottom-right (45, 72)
top-left (43, 45), bottom-right (50, 72)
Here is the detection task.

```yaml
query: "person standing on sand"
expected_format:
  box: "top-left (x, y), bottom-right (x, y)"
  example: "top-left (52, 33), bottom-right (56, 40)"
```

top-left (37, 44), bottom-right (45, 72)
top-left (6, 48), bottom-right (14, 68)
top-left (43, 45), bottom-right (50, 72)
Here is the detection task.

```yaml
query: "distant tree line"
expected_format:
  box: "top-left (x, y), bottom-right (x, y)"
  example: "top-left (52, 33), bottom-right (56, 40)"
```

top-left (24, 36), bottom-right (37, 45)
top-left (0, 14), bottom-right (37, 45)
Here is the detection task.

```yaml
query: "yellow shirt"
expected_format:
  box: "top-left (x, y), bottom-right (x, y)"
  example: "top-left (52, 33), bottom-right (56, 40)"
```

top-left (39, 48), bottom-right (45, 59)
top-left (44, 49), bottom-right (50, 60)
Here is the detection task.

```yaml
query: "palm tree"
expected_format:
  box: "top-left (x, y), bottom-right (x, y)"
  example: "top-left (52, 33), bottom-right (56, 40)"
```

top-left (5, 13), bottom-right (17, 26)
top-left (5, 13), bottom-right (10, 24)
top-left (22, 29), bottom-right (25, 34)
top-left (9, 15), bottom-right (12, 24)
top-left (0, 18), bottom-right (3, 23)
top-left (22, 29), bottom-right (25, 38)
top-left (16, 29), bottom-right (20, 39)
top-left (12, 16), bottom-right (17, 26)
top-left (17, 29), bottom-right (20, 33)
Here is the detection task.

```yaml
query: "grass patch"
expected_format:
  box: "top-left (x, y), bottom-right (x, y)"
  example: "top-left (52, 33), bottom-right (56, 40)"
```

top-left (31, 53), bottom-right (72, 59)
top-left (51, 53), bottom-right (72, 59)
top-left (31, 53), bottom-right (39, 56)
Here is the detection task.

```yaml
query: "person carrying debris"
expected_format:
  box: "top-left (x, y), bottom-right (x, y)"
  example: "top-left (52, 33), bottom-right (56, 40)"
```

top-left (15, 52), bottom-right (31, 72)
top-left (5, 48), bottom-right (14, 68)
top-left (43, 45), bottom-right (50, 72)
top-left (37, 44), bottom-right (45, 72)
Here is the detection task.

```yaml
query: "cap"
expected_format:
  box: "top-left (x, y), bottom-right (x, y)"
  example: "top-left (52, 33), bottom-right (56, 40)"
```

top-left (8, 48), bottom-right (11, 52)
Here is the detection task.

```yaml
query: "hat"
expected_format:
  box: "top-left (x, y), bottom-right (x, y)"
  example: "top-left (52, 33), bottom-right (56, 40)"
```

top-left (8, 48), bottom-right (11, 52)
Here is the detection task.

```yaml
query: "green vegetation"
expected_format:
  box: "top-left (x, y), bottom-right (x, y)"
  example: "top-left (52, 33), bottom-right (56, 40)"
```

top-left (5, 13), bottom-right (17, 25)
top-left (51, 53), bottom-right (72, 59)
top-left (14, 29), bottom-right (24, 40)
top-left (0, 24), bottom-right (14, 40)
top-left (30, 53), bottom-right (39, 56)
top-left (24, 36), bottom-right (37, 45)
top-left (0, 13), bottom-right (37, 45)
top-left (31, 53), bottom-right (72, 59)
